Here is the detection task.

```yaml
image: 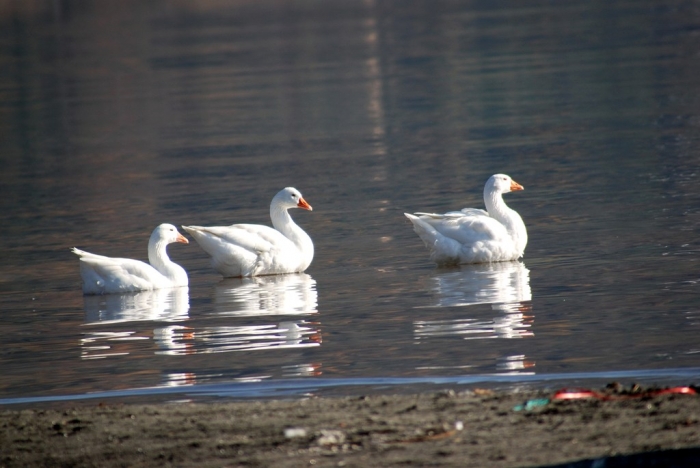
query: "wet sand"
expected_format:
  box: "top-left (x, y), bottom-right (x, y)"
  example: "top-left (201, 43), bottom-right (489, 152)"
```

top-left (1, 385), bottom-right (699, 467)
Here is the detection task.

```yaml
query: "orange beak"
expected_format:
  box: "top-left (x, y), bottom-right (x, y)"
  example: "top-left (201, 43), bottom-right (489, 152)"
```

top-left (510, 180), bottom-right (524, 191)
top-left (297, 197), bottom-right (313, 211)
top-left (176, 233), bottom-right (189, 244)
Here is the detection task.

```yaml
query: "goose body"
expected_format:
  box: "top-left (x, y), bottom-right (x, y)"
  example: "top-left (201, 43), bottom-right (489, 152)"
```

top-left (72, 223), bottom-right (189, 295)
top-left (405, 174), bottom-right (527, 265)
top-left (183, 187), bottom-right (314, 277)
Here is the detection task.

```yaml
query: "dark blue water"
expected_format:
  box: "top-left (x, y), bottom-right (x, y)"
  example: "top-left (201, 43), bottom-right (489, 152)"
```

top-left (1, 0), bottom-right (700, 405)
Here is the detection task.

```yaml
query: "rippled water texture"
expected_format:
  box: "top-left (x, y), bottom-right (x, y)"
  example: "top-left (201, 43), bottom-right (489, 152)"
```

top-left (2, 0), bottom-right (700, 403)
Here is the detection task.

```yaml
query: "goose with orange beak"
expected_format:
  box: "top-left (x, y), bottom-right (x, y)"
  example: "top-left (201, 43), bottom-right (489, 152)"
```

top-left (405, 174), bottom-right (527, 265)
top-left (72, 223), bottom-right (189, 294)
top-left (183, 187), bottom-right (314, 277)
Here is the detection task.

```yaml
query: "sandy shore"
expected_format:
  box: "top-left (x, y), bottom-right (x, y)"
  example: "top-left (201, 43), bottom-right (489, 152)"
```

top-left (1, 385), bottom-right (699, 467)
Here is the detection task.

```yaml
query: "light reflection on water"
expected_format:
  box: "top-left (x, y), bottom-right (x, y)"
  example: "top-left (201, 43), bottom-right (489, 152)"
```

top-left (80, 331), bottom-right (148, 361)
top-left (414, 313), bottom-right (534, 341)
top-left (154, 321), bottom-right (321, 356)
top-left (2, 0), bottom-right (700, 403)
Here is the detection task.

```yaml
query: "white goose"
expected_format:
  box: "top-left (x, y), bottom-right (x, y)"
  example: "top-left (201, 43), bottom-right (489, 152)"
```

top-left (72, 223), bottom-right (189, 295)
top-left (183, 187), bottom-right (314, 277)
top-left (405, 174), bottom-right (527, 265)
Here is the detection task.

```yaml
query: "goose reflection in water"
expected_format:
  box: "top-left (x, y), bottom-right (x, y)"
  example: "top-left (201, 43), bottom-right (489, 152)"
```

top-left (82, 287), bottom-right (190, 324)
top-left (154, 274), bottom-right (321, 357)
top-left (158, 359), bottom-right (323, 389)
top-left (80, 287), bottom-right (190, 359)
top-left (427, 261), bottom-right (531, 308)
top-left (153, 320), bottom-right (322, 356)
top-left (415, 262), bottom-right (534, 341)
top-left (213, 273), bottom-right (318, 317)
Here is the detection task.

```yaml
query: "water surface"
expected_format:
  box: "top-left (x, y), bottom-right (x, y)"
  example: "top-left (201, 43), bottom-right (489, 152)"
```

top-left (2, 0), bottom-right (700, 404)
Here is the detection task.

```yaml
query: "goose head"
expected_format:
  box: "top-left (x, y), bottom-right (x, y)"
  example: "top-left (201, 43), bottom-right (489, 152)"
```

top-left (273, 187), bottom-right (313, 211)
top-left (152, 223), bottom-right (189, 245)
top-left (487, 174), bottom-right (524, 194)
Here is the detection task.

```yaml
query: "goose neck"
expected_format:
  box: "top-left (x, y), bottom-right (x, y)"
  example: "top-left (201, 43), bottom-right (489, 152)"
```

top-left (484, 190), bottom-right (511, 221)
top-left (270, 204), bottom-right (314, 264)
top-left (148, 238), bottom-right (172, 272)
top-left (270, 204), bottom-right (295, 234)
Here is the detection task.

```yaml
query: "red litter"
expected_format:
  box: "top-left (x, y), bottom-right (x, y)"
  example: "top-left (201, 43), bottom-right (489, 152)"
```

top-left (553, 386), bottom-right (696, 401)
